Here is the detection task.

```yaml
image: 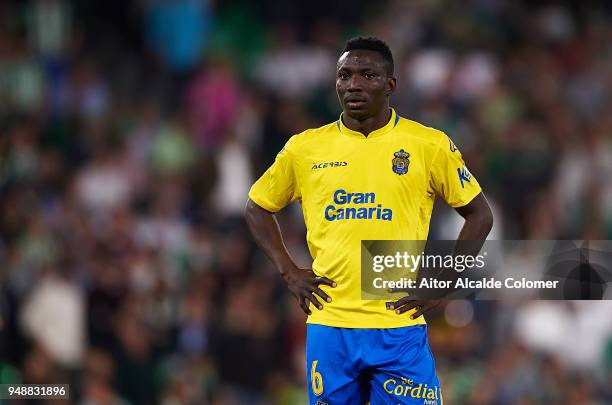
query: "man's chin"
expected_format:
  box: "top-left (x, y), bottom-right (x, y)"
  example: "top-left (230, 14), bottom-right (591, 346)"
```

top-left (344, 107), bottom-right (370, 121)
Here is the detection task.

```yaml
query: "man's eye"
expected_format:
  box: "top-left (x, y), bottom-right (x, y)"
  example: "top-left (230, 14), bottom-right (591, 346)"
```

top-left (365, 73), bottom-right (375, 79)
top-left (338, 73), bottom-right (348, 79)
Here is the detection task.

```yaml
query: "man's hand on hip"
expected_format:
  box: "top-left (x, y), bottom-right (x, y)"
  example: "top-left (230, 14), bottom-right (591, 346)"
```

top-left (282, 268), bottom-right (336, 315)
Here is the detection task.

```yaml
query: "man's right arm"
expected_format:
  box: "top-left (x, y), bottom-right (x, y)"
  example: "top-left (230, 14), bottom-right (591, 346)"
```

top-left (245, 198), bottom-right (335, 315)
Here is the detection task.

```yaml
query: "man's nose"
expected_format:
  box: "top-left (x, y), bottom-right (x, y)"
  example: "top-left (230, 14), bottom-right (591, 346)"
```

top-left (347, 75), bottom-right (363, 91)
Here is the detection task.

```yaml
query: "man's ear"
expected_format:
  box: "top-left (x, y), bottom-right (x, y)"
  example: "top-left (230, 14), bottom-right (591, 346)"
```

top-left (386, 77), bottom-right (397, 96)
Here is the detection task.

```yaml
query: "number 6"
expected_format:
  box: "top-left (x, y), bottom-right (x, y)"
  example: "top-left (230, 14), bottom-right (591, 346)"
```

top-left (311, 360), bottom-right (324, 396)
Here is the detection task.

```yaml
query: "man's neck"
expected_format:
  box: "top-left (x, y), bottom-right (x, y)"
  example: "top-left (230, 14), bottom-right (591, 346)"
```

top-left (342, 106), bottom-right (391, 137)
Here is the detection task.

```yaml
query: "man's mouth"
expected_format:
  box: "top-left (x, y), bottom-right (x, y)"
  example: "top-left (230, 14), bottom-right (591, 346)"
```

top-left (346, 98), bottom-right (366, 107)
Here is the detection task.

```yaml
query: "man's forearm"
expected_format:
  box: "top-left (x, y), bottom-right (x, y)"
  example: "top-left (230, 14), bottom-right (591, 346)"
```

top-left (415, 194), bottom-right (493, 299)
top-left (244, 198), bottom-right (295, 275)
top-left (245, 198), bottom-right (335, 314)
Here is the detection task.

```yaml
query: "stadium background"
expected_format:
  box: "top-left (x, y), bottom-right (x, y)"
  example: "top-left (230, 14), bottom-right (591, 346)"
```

top-left (1, 0), bottom-right (611, 403)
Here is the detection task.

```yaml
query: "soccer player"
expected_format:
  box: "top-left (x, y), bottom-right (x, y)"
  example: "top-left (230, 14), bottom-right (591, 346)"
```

top-left (245, 37), bottom-right (493, 404)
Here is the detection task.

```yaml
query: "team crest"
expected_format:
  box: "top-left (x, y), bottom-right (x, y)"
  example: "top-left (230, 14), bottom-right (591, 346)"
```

top-left (392, 149), bottom-right (410, 175)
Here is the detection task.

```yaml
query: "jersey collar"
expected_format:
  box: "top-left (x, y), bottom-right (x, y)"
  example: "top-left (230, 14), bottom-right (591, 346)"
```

top-left (337, 108), bottom-right (399, 139)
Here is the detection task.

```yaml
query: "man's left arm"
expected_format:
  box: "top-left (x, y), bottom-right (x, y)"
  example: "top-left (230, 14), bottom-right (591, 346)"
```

top-left (389, 194), bottom-right (493, 318)
top-left (388, 136), bottom-right (493, 318)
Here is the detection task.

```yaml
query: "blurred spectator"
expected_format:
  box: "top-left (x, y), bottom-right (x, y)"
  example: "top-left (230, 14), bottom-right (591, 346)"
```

top-left (66, 58), bottom-right (110, 121)
top-left (19, 269), bottom-right (85, 367)
top-left (25, 0), bottom-right (72, 59)
top-left (254, 26), bottom-right (334, 98)
top-left (210, 136), bottom-right (253, 217)
top-left (185, 58), bottom-right (241, 150)
top-left (76, 146), bottom-right (133, 216)
top-left (145, 0), bottom-right (212, 75)
top-left (149, 118), bottom-right (197, 175)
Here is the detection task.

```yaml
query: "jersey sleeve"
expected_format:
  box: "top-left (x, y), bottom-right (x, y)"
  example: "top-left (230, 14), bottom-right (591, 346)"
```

top-left (248, 137), bottom-right (301, 212)
top-left (430, 135), bottom-right (482, 208)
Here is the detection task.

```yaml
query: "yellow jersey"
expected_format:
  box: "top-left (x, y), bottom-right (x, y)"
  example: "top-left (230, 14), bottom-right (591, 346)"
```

top-left (248, 108), bottom-right (482, 328)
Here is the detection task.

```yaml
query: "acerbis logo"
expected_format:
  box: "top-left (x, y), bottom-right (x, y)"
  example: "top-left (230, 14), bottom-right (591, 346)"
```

top-left (312, 161), bottom-right (348, 170)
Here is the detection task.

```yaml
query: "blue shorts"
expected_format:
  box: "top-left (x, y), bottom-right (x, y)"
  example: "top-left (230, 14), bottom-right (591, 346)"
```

top-left (306, 324), bottom-right (442, 405)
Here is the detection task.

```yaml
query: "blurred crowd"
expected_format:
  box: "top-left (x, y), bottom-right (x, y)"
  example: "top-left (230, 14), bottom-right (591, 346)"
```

top-left (1, 0), bottom-right (612, 404)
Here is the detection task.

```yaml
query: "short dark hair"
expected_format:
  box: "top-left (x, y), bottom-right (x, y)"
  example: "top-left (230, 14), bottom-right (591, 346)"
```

top-left (342, 36), bottom-right (394, 76)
